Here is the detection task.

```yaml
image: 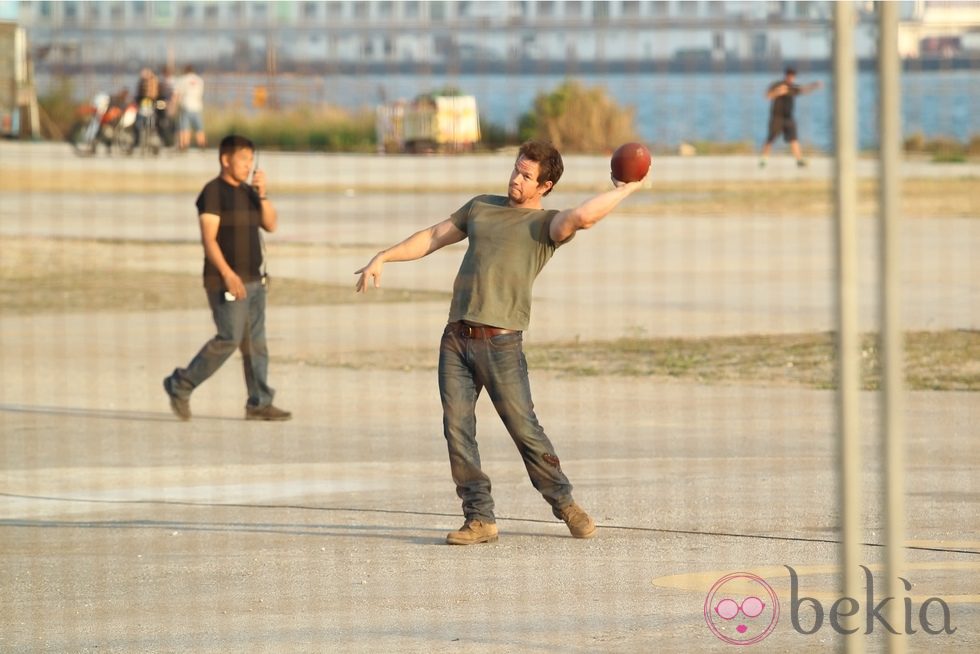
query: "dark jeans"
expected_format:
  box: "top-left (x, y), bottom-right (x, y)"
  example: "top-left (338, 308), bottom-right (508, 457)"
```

top-left (169, 280), bottom-right (274, 408)
top-left (438, 324), bottom-right (573, 523)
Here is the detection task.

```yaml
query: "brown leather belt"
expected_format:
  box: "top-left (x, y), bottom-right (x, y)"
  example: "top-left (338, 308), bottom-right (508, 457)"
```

top-left (448, 321), bottom-right (519, 339)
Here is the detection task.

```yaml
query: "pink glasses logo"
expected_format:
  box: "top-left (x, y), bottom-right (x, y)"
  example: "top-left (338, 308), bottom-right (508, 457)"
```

top-left (704, 572), bottom-right (780, 645)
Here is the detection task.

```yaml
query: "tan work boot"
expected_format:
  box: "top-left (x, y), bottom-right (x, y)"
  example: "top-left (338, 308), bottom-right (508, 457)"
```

top-left (445, 519), bottom-right (499, 545)
top-left (558, 502), bottom-right (597, 539)
top-left (245, 404), bottom-right (292, 421)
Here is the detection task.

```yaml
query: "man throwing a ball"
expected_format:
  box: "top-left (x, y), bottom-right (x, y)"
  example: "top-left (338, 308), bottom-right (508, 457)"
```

top-left (760, 67), bottom-right (823, 168)
top-left (355, 140), bottom-right (645, 544)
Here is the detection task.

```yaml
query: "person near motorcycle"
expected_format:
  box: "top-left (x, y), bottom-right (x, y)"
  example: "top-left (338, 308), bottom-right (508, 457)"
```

top-left (110, 87), bottom-right (130, 111)
top-left (157, 65), bottom-right (177, 148)
top-left (135, 68), bottom-right (159, 112)
top-left (175, 65), bottom-right (207, 151)
top-left (134, 67), bottom-right (159, 147)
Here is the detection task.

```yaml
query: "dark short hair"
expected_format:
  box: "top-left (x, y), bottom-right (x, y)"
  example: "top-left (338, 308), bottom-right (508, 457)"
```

top-left (517, 140), bottom-right (564, 195)
top-left (785, 67), bottom-right (797, 76)
top-left (219, 134), bottom-right (254, 159)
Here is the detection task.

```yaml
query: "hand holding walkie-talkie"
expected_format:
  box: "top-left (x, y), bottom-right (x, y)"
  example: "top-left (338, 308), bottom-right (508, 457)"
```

top-left (251, 153), bottom-right (268, 200)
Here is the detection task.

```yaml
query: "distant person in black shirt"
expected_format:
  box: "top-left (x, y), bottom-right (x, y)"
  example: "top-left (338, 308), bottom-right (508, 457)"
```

top-left (163, 135), bottom-right (291, 421)
top-left (760, 67), bottom-right (822, 168)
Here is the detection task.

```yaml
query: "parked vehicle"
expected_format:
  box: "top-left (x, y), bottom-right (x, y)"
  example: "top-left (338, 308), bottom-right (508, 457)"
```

top-left (68, 92), bottom-right (112, 156)
top-left (376, 94), bottom-right (481, 153)
top-left (134, 97), bottom-right (161, 155)
top-left (113, 101), bottom-right (138, 153)
top-left (67, 92), bottom-right (138, 156)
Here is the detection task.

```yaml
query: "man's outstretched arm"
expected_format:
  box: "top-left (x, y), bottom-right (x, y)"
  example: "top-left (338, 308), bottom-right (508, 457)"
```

top-left (799, 80), bottom-right (823, 95)
top-left (354, 218), bottom-right (466, 292)
top-left (549, 178), bottom-right (645, 244)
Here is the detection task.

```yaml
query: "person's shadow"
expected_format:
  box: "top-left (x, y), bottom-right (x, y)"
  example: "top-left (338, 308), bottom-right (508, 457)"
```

top-left (0, 491), bottom-right (575, 546)
top-left (0, 402), bottom-right (232, 422)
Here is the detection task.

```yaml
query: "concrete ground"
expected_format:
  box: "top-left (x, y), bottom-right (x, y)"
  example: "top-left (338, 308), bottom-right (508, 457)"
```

top-left (1, 142), bottom-right (977, 652)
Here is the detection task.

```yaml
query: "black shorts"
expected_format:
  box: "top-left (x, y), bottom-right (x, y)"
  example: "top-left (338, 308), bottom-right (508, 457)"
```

top-left (766, 118), bottom-right (798, 143)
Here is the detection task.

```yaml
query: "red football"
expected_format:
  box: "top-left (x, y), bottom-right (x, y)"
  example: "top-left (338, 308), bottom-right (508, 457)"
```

top-left (610, 142), bottom-right (652, 183)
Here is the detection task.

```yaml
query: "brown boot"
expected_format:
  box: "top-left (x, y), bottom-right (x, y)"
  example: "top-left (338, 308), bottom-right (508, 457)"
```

top-left (558, 502), bottom-right (597, 539)
top-left (163, 376), bottom-right (191, 421)
top-left (245, 404), bottom-right (292, 421)
top-left (445, 519), bottom-right (499, 545)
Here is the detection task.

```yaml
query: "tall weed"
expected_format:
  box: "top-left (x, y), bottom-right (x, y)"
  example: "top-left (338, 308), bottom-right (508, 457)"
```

top-left (206, 105), bottom-right (376, 152)
top-left (519, 80), bottom-right (637, 153)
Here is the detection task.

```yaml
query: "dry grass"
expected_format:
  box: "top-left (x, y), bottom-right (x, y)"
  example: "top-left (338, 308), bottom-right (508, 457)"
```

top-left (3, 166), bottom-right (975, 219)
top-left (287, 331), bottom-right (979, 392)
top-left (0, 168), bottom-right (206, 194)
top-left (3, 232), bottom-right (975, 392)
top-left (528, 332), bottom-right (980, 391)
top-left (622, 177), bottom-right (980, 219)
top-left (0, 269), bottom-right (446, 313)
top-left (0, 237), bottom-right (447, 313)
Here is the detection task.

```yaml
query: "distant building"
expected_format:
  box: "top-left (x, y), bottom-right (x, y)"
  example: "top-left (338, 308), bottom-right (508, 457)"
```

top-left (898, 0), bottom-right (980, 58)
top-left (0, 19), bottom-right (40, 138)
top-left (10, 1), bottom-right (979, 73)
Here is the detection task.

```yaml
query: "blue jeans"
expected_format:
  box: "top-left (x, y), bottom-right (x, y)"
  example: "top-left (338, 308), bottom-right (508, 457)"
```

top-left (169, 280), bottom-right (274, 408)
top-left (179, 109), bottom-right (204, 133)
top-left (438, 324), bottom-right (573, 523)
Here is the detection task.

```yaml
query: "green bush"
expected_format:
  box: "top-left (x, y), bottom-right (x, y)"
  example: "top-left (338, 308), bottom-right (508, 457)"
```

top-left (903, 132), bottom-right (979, 160)
top-left (931, 152), bottom-right (966, 164)
top-left (479, 118), bottom-right (516, 150)
top-left (687, 140), bottom-right (757, 155)
top-left (518, 80), bottom-right (637, 153)
top-left (205, 105), bottom-right (376, 152)
top-left (903, 132), bottom-right (926, 152)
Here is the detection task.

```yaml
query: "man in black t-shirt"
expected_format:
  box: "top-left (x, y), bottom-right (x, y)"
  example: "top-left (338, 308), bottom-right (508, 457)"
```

top-left (163, 135), bottom-right (291, 421)
top-left (760, 67), bottom-right (822, 168)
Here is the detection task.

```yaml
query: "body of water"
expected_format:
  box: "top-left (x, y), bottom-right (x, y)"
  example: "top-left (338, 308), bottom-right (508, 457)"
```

top-left (44, 69), bottom-right (979, 151)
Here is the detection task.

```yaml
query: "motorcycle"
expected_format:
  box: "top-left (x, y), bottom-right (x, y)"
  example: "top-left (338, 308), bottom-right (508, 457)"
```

top-left (68, 92), bottom-right (112, 156)
top-left (113, 102), bottom-right (138, 154)
top-left (68, 92), bottom-right (138, 156)
top-left (134, 97), bottom-right (162, 156)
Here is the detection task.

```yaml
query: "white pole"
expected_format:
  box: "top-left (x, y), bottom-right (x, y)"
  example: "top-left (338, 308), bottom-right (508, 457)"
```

top-left (833, 2), bottom-right (864, 652)
top-left (878, 3), bottom-right (907, 653)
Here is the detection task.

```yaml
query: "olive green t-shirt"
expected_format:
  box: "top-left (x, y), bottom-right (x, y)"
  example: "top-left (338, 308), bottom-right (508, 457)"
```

top-left (448, 194), bottom-right (563, 331)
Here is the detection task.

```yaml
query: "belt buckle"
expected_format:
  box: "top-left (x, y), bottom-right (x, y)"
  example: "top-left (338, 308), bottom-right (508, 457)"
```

top-left (463, 324), bottom-right (476, 338)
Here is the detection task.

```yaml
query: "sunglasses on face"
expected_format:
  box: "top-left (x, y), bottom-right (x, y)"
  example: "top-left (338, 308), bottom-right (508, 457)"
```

top-left (715, 596), bottom-right (766, 620)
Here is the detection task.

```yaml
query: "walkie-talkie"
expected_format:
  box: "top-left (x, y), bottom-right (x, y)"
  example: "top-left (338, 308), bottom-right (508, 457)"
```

top-left (253, 149), bottom-right (268, 286)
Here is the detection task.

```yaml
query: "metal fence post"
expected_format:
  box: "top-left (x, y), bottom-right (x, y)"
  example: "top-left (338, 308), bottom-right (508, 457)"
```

top-left (833, 2), bottom-right (864, 652)
top-left (878, 3), bottom-right (907, 652)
